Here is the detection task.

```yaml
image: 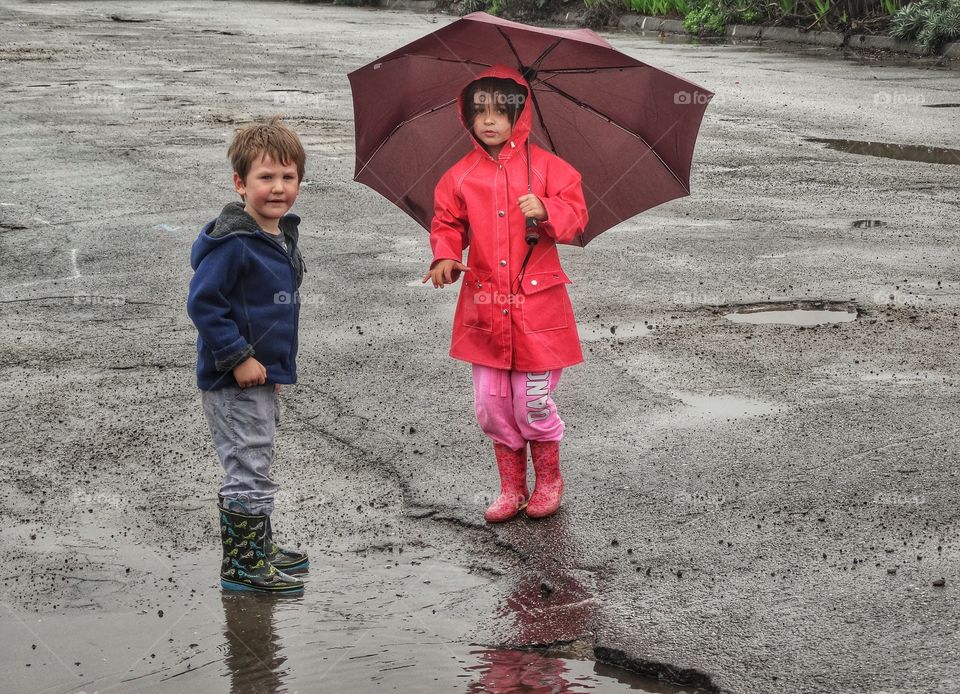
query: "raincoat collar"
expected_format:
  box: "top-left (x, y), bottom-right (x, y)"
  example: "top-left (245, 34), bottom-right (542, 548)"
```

top-left (457, 64), bottom-right (532, 162)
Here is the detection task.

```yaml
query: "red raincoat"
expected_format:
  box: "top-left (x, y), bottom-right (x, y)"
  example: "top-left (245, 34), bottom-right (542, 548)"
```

top-left (430, 65), bottom-right (588, 372)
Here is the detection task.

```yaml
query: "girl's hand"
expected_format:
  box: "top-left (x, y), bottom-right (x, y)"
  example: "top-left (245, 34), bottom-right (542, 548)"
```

top-left (518, 194), bottom-right (547, 222)
top-left (422, 259), bottom-right (470, 288)
top-left (233, 356), bottom-right (267, 388)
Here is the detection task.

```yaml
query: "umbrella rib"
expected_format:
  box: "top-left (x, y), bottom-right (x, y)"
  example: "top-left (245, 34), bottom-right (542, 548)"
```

top-left (494, 27), bottom-right (558, 152)
top-left (373, 54), bottom-right (493, 70)
top-left (537, 65), bottom-right (642, 74)
top-left (496, 26), bottom-right (525, 69)
top-left (530, 38), bottom-right (562, 70)
top-left (354, 98), bottom-right (458, 180)
top-left (538, 80), bottom-right (689, 194)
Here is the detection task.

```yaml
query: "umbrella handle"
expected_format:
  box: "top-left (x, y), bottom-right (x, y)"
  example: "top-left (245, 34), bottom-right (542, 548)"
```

top-left (525, 139), bottom-right (539, 244)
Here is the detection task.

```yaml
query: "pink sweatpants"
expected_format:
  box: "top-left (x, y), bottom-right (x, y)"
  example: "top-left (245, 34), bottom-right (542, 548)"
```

top-left (472, 365), bottom-right (565, 451)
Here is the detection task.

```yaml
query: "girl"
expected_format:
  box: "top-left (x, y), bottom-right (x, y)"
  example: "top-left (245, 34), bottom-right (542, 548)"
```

top-left (422, 65), bottom-right (588, 523)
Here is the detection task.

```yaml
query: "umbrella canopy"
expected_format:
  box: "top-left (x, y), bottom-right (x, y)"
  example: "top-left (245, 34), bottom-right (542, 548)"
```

top-left (348, 12), bottom-right (713, 246)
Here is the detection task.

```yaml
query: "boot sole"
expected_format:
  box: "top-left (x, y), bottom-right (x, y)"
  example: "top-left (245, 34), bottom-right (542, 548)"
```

top-left (221, 578), bottom-right (304, 594)
top-left (272, 558), bottom-right (309, 574)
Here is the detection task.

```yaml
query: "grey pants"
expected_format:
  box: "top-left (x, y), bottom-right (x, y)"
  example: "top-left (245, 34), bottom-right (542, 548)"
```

top-left (201, 383), bottom-right (280, 515)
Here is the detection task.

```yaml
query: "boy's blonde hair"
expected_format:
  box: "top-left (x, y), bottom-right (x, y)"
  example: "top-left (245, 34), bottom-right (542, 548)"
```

top-left (228, 115), bottom-right (305, 182)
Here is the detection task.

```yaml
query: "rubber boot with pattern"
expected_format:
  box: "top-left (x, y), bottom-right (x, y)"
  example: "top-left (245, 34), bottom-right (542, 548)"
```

top-left (484, 443), bottom-right (529, 523)
top-left (219, 504), bottom-right (303, 594)
top-left (265, 516), bottom-right (309, 574)
top-left (526, 440), bottom-right (563, 519)
top-left (219, 494), bottom-right (309, 575)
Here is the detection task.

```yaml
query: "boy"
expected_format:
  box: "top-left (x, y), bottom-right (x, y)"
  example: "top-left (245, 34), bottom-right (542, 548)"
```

top-left (187, 116), bottom-right (309, 594)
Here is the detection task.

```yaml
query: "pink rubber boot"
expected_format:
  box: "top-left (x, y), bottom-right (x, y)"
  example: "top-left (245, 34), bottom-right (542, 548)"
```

top-left (484, 443), bottom-right (529, 523)
top-left (527, 440), bottom-right (563, 519)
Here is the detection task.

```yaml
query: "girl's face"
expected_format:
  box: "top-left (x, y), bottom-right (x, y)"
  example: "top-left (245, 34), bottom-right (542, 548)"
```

top-left (471, 90), bottom-right (512, 154)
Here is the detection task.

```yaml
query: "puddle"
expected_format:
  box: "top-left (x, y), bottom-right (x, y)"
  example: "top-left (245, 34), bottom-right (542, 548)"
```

top-left (668, 390), bottom-right (782, 423)
top-left (722, 301), bottom-right (857, 326)
top-left (805, 137), bottom-right (960, 165)
top-left (2, 525), bottom-right (681, 693)
top-left (580, 321), bottom-right (654, 341)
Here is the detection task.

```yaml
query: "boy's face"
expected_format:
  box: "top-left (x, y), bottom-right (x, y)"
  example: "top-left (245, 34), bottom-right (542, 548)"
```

top-left (233, 153), bottom-right (300, 230)
top-left (471, 90), bottom-right (512, 154)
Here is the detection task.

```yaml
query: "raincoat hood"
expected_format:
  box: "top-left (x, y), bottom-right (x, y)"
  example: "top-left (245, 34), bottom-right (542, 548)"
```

top-left (190, 202), bottom-right (301, 270)
top-left (457, 64), bottom-right (532, 159)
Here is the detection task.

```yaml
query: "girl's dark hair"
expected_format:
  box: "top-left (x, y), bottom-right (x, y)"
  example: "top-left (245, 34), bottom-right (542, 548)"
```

top-left (461, 77), bottom-right (527, 127)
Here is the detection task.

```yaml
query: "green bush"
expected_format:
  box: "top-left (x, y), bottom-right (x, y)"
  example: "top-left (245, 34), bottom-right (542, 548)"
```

top-left (891, 0), bottom-right (960, 51)
top-left (682, 0), bottom-right (765, 33)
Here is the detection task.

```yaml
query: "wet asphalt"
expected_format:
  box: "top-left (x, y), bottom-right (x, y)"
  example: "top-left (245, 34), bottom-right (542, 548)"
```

top-left (1, 1), bottom-right (959, 692)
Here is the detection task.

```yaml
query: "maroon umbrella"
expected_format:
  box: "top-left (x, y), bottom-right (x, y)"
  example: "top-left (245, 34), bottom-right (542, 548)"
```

top-left (348, 12), bottom-right (713, 246)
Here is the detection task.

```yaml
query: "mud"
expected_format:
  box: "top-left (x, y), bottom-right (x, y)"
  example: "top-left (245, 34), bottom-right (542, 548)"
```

top-left (1, 1), bottom-right (960, 693)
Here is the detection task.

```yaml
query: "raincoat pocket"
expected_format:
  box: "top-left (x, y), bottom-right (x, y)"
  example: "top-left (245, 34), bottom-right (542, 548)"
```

top-left (519, 270), bottom-right (571, 333)
top-left (459, 270), bottom-right (494, 332)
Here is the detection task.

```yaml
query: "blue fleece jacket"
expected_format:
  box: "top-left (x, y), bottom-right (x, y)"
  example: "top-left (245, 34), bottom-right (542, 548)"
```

top-left (187, 202), bottom-right (306, 390)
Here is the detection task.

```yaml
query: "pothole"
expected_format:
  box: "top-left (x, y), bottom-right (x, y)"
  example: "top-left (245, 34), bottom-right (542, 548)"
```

top-left (475, 640), bottom-right (715, 693)
top-left (805, 137), bottom-right (960, 165)
top-left (721, 300), bottom-right (858, 326)
top-left (852, 219), bottom-right (884, 228)
top-left (466, 646), bottom-right (703, 692)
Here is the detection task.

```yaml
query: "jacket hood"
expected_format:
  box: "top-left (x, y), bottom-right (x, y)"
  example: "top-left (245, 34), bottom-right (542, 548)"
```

top-left (457, 64), bottom-right (532, 159)
top-left (191, 202), bottom-right (301, 269)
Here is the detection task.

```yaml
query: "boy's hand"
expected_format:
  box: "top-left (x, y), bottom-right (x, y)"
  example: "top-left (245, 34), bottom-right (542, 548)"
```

top-left (233, 356), bottom-right (267, 388)
top-left (518, 194), bottom-right (547, 222)
top-left (422, 259), bottom-right (470, 288)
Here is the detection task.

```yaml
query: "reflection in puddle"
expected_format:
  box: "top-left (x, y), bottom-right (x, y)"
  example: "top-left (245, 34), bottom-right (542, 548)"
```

top-left (805, 137), bottom-right (960, 165)
top-left (466, 648), bottom-right (695, 693)
top-left (724, 309), bottom-right (856, 326)
top-left (222, 593), bottom-right (288, 693)
top-left (485, 518), bottom-right (704, 693)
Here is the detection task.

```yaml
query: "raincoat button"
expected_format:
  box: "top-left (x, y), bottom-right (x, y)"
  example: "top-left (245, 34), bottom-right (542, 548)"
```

top-left (499, 260), bottom-right (507, 266)
top-left (530, 279), bottom-right (538, 286)
top-left (502, 309), bottom-right (509, 315)
top-left (498, 210), bottom-right (505, 217)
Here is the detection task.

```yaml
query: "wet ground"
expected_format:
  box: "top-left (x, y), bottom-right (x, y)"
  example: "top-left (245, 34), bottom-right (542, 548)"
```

top-left (1, 1), bottom-right (959, 692)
